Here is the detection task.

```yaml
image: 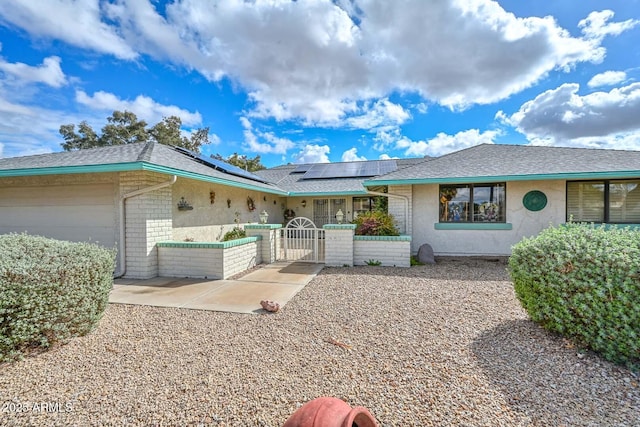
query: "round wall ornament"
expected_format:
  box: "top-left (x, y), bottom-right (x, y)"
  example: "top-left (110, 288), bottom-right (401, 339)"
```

top-left (523, 190), bottom-right (547, 211)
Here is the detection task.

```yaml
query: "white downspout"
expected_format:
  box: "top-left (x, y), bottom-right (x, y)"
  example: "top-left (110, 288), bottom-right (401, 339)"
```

top-left (113, 175), bottom-right (177, 278)
top-left (366, 190), bottom-right (410, 235)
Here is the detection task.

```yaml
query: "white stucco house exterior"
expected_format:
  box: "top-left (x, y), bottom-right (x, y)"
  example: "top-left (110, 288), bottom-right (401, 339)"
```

top-left (1, 142), bottom-right (639, 278)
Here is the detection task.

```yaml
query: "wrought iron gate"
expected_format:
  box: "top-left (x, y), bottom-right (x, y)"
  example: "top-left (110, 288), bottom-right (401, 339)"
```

top-left (281, 217), bottom-right (325, 263)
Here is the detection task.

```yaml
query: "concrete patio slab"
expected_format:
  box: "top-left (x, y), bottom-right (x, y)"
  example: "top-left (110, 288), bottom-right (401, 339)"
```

top-left (109, 261), bottom-right (322, 314)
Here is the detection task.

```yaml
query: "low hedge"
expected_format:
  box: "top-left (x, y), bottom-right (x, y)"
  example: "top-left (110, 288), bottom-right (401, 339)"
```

top-left (508, 223), bottom-right (640, 371)
top-left (0, 233), bottom-right (116, 363)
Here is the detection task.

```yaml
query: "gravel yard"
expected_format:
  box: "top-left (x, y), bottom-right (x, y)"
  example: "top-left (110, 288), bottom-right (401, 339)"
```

top-left (1, 258), bottom-right (638, 426)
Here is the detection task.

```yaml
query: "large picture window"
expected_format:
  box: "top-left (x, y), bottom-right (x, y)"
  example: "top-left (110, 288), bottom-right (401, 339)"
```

top-left (567, 179), bottom-right (640, 223)
top-left (439, 183), bottom-right (506, 223)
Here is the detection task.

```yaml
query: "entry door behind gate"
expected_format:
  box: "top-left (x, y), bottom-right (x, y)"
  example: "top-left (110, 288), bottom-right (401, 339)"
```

top-left (313, 198), bottom-right (346, 227)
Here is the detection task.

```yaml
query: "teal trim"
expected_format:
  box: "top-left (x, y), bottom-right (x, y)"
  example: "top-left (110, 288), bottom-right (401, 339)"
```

top-left (288, 191), bottom-right (368, 196)
top-left (0, 161), bottom-right (143, 177)
top-left (158, 236), bottom-right (261, 249)
top-left (365, 170), bottom-right (640, 186)
top-left (354, 235), bottom-right (411, 241)
top-left (434, 223), bottom-right (513, 230)
top-left (244, 224), bottom-right (282, 230)
top-left (142, 163), bottom-right (288, 195)
top-left (323, 224), bottom-right (357, 230)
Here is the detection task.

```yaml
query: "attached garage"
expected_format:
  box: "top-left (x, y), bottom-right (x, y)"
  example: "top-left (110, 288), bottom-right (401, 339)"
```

top-left (0, 179), bottom-right (118, 249)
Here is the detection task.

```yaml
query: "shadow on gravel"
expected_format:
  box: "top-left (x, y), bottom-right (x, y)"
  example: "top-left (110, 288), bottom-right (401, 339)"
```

top-left (471, 319), bottom-right (639, 425)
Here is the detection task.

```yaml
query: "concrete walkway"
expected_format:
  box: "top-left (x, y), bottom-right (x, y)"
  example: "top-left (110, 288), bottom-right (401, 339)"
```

top-left (109, 261), bottom-right (324, 314)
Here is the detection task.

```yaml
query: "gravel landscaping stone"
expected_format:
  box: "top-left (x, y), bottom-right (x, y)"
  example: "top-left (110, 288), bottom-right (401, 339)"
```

top-left (1, 258), bottom-right (638, 426)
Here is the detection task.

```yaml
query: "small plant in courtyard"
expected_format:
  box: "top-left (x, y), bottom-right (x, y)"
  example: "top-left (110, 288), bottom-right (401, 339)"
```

top-left (222, 211), bottom-right (247, 241)
top-left (0, 233), bottom-right (115, 363)
top-left (410, 255), bottom-right (425, 266)
top-left (508, 222), bottom-right (640, 371)
top-left (353, 211), bottom-right (399, 236)
top-left (365, 259), bottom-right (382, 266)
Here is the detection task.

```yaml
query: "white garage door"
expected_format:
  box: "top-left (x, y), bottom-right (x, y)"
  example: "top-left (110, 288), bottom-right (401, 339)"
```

top-left (0, 182), bottom-right (117, 249)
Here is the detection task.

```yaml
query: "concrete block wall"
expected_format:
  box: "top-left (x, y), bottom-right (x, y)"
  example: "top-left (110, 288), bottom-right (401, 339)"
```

top-left (158, 246), bottom-right (223, 278)
top-left (245, 224), bottom-right (282, 264)
top-left (323, 224), bottom-right (355, 266)
top-left (388, 185), bottom-right (412, 235)
top-left (120, 172), bottom-right (173, 279)
top-left (354, 237), bottom-right (411, 267)
top-left (222, 243), bottom-right (260, 278)
top-left (157, 238), bottom-right (260, 279)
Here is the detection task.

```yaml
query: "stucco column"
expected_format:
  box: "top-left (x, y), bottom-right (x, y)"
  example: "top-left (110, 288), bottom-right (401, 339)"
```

top-left (323, 224), bottom-right (356, 267)
top-left (245, 224), bottom-right (282, 264)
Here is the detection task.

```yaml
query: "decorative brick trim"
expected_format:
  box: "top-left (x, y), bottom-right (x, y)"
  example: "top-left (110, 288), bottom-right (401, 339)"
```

top-left (244, 224), bottom-right (283, 230)
top-left (158, 236), bottom-right (261, 249)
top-left (354, 235), bottom-right (412, 241)
top-left (323, 224), bottom-right (357, 230)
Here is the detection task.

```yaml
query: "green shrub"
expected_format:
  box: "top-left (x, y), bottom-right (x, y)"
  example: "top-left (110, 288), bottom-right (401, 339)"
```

top-left (508, 223), bottom-right (640, 371)
top-left (353, 211), bottom-right (400, 236)
top-left (222, 227), bottom-right (246, 241)
top-left (0, 233), bottom-right (116, 363)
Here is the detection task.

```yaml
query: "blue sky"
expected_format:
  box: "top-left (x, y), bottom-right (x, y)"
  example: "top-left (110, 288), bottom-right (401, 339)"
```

top-left (0, 0), bottom-right (639, 167)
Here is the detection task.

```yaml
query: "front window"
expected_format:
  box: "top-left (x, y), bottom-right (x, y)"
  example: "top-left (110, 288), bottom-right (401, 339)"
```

top-left (439, 183), bottom-right (506, 223)
top-left (567, 179), bottom-right (640, 223)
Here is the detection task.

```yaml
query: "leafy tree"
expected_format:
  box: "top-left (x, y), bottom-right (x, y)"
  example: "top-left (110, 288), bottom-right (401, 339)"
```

top-left (211, 152), bottom-right (266, 172)
top-left (59, 110), bottom-right (210, 152)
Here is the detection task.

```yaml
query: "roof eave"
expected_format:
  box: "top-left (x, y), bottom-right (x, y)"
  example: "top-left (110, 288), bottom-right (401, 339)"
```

top-left (0, 162), bottom-right (143, 177)
top-left (287, 190), bottom-right (369, 197)
top-left (364, 170), bottom-right (640, 186)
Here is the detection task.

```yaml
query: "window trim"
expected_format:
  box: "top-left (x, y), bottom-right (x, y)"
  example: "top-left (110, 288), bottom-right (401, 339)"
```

top-left (566, 179), bottom-right (640, 224)
top-left (439, 182), bottom-right (507, 224)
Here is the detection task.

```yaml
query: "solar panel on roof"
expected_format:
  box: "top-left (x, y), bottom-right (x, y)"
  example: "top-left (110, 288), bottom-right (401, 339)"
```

top-left (173, 146), bottom-right (268, 183)
top-left (301, 160), bottom-right (398, 180)
top-left (292, 164), bottom-right (313, 173)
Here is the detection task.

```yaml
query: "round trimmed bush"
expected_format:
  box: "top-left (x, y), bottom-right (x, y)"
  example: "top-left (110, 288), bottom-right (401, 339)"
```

top-left (0, 233), bottom-right (116, 362)
top-left (508, 223), bottom-right (640, 371)
top-left (354, 211), bottom-right (400, 236)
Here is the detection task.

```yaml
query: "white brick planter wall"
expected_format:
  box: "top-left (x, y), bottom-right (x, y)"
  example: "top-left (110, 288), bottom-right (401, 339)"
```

top-left (354, 236), bottom-right (411, 267)
top-left (157, 236), bottom-right (261, 279)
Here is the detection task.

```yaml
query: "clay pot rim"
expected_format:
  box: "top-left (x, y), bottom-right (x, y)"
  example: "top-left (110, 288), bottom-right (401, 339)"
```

top-left (343, 406), bottom-right (378, 427)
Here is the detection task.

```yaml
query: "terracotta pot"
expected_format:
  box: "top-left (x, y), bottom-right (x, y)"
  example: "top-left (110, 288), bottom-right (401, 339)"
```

top-left (283, 397), bottom-right (378, 427)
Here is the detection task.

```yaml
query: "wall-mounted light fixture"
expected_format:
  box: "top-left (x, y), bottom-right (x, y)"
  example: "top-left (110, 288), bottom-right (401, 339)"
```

top-left (301, 200), bottom-right (307, 208)
top-left (335, 209), bottom-right (344, 224)
top-left (210, 191), bottom-right (215, 204)
top-left (178, 197), bottom-right (193, 211)
top-left (227, 198), bottom-right (231, 208)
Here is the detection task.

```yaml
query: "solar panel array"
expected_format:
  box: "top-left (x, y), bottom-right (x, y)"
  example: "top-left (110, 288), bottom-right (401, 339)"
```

top-left (300, 160), bottom-right (397, 180)
top-left (291, 164), bottom-right (313, 173)
top-left (173, 146), bottom-right (268, 183)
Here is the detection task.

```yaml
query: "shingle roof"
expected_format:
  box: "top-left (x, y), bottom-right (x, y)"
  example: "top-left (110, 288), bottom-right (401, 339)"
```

top-left (0, 142), bottom-right (286, 194)
top-left (366, 144), bottom-right (640, 185)
top-left (256, 157), bottom-right (429, 195)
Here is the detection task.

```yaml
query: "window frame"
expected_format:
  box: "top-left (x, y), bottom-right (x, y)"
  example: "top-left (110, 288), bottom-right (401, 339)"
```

top-left (439, 182), bottom-right (507, 224)
top-left (566, 179), bottom-right (640, 224)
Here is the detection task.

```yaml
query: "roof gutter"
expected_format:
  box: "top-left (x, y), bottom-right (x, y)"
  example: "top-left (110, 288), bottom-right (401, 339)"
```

top-left (113, 175), bottom-right (177, 279)
top-left (366, 189), bottom-right (409, 234)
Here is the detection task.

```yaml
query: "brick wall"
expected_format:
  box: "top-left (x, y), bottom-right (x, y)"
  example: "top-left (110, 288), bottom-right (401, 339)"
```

top-left (354, 237), bottom-right (411, 267)
top-left (388, 184), bottom-right (412, 235)
top-left (120, 172), bottom-right (173, 279)
top-left (323, 225), bottom-right (355, 266)
top-left (157, 238), bottom-right (260, 279)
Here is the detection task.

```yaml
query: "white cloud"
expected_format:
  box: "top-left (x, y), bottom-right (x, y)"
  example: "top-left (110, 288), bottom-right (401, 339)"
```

top-left (378, 153), bottom-right (399, 160)
top-left (397, 129), bottom-right (500, 157)
top-left (587, 71), bottom-right (627, 88)
top-left (502, 82), bottom-right (640, 139)
top-left (292, 144), bottom-right (330, 164)
top-left (0, 56), bottom-right (67, 88)
top-left (0, 142), bottom-right (4, 158)
top-left (0, 0), bottom-right (137, 60)
top-left (75, 90), bottom-right (202, 126)
top-left (3, 1), bottom-right (633, 125)
top-left (240, 117), bottom-right (295, 155)
top-left (341, 147), bottom-right (367, 162)
top-left (346, 99), bottom-right (411, 130)
top-left (579, 10), bottom-right (640, 40)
